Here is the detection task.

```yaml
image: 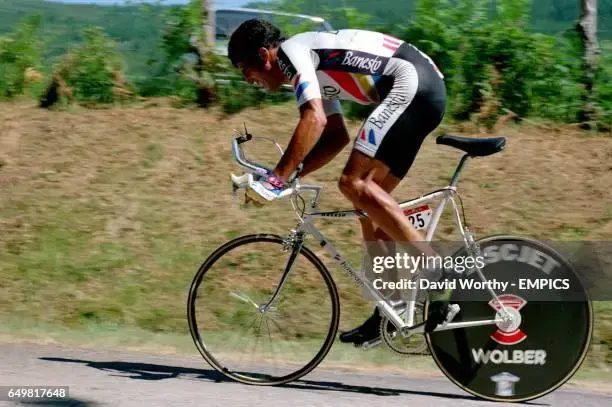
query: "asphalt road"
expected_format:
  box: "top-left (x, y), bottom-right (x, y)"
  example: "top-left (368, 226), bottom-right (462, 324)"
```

top-left (1, 343), bottom-right (610, 406)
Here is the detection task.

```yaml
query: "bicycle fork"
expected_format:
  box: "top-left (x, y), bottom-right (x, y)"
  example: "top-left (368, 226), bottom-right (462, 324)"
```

top-left (258, 230), bottom-right (307, 313)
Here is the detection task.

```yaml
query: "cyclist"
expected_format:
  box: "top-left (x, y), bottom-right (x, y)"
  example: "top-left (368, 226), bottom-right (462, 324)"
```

top-left (227, 19), bottom-right (448, 346)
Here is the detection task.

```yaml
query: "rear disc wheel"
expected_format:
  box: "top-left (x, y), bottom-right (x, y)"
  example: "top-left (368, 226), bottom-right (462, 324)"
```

top-left (425, 236), bottom-right (593, 402)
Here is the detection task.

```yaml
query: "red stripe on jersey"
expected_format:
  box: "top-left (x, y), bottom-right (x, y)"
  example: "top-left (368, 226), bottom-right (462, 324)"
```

top-left (383, 35), bottom-right (401, 45)
top-left (323, 70), bottom-right (370, 103)
top-left (383, 35), bottom-right (401, 52)
top-left (360, 129), bottom-right (367, 140)
top-left (383, 43), bottom-right (399, 51)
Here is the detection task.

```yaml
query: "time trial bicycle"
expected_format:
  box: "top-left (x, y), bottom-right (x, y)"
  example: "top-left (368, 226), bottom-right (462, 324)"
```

top-left (187, 129), bottom-right (593, 402)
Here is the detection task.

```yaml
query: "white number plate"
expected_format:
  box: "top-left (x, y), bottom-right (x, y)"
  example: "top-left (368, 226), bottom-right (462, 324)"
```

top-left (403, 205), bottom-right (433, 231)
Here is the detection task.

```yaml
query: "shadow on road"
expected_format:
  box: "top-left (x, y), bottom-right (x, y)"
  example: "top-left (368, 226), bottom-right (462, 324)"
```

top-left (39, 357), bottom-right (546, 404)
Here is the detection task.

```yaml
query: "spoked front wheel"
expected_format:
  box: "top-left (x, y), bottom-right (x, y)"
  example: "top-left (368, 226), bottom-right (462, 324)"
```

top-left (187, 234), bottom-right (340, 385)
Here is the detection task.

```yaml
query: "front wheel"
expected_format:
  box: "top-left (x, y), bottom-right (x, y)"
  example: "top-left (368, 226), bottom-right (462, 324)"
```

top-left (425, 235), bottom-right (593, 402)
top-left (187, 234), bottom-right (340, 385)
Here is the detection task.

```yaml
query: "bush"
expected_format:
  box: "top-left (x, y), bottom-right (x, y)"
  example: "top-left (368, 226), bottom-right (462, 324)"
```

top-left (68, 27), bottom-right (128, 104)
top-left (528, 32), bottom-right (584, 122)
top-left (596, 59), bottom-right (612, 132)
top-left (0, 15), bottom-right (44, 99)
top-left (40, 27), bottom-right (134, 107)
top-left (136, 0), bottom-right (221, 107)
top-left (217, 77), bottom-right (291, 114)
top-left (383, 0), bottom-right (608, 129)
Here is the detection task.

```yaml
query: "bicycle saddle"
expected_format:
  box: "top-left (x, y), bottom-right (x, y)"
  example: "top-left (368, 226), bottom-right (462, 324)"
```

top-left (436, 134), bottom-right (506, 157)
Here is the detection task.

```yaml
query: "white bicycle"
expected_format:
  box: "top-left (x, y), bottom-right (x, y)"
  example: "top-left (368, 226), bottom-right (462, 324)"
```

top-left (187, 128), bottom-right (593, 402)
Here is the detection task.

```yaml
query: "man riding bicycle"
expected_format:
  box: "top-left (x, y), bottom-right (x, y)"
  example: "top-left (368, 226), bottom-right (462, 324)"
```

top-left (227, 19), bottom-right (447, 346)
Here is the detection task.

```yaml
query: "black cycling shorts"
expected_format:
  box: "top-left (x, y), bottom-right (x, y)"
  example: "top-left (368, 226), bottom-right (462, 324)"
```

top-left (353, 42), bottom-right (447, 179)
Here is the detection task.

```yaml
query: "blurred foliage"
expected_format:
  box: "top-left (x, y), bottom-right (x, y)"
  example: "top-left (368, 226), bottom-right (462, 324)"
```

top-left (40, 26), bottom-right (134, 107)
top-left (0, 0), bottom-right (610, 129)
top-left (390, 0), bottom-right (608, 128)
top-left (217, 79), bottom-right (291, 114)
top-left (65, 27), bottom-right (129, 104)
top-left (135, 0), bottom-right (209, 99)
top-left (248, 0), bottom-right (612, 38)
top-left (137, 0), bottom-right (290, 110)
top-left (0, 14), bottom-right (44, 99)
top-left (259, 0), bottom-right (610, 129)
top-left (595, 43), bottom-right (612, 131)
top-left (1, 0), bottom-right (611, 81)
top-left (0, 0), bottom-right (166, 83)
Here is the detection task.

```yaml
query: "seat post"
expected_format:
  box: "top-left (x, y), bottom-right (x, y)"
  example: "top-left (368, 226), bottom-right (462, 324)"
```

top-left (449, 154), bottom-right (470, 187)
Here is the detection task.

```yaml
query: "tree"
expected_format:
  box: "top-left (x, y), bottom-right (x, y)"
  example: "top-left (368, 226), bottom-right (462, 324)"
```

top-left (192, 0), bottom-right (216, 106)
top-left (158, 0), bottom-right (217, 107)
top-left (203, 0), bottom-right (214, 48)
top-left (576, 0), bottom-right (600, 128)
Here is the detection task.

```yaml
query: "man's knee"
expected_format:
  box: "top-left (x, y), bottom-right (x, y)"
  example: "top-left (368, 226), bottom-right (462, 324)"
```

top-left (339, 174), bottom-right (381, 206)
top-left (338, 174), bottom-right (366, 200)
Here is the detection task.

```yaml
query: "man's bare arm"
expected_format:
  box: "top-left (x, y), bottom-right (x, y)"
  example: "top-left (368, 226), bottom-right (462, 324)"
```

top-left (273, 99), bottom-right (327, 181)
top-left (298, 113), bottom-right (350, 178)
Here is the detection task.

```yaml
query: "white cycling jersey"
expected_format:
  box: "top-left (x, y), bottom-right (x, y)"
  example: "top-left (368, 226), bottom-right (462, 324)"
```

top-left (277, 29), bottom-right (444, 117)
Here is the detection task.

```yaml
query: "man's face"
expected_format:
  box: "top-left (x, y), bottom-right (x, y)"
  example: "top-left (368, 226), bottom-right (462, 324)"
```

top-left (237, 47), bottom-right (285, 92)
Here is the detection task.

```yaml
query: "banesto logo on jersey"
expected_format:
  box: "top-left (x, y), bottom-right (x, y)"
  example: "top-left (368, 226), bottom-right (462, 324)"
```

top-left (341, 51), bottom-right (384, 74)
top-left (317, 50), bottom-right (388, 75)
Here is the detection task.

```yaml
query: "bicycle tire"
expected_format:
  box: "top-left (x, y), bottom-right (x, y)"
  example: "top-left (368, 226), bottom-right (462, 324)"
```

top-left (424, 235), bottom-right (593, 402)
top-left (187, 233), bottom-right (341, 385)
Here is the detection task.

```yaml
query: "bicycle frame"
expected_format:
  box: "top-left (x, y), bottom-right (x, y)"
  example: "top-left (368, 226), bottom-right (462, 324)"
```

top-left (231, 134), bottom-right (508, 336)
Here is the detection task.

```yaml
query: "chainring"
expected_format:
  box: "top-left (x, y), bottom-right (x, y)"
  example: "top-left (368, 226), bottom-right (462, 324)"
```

top-left (380, 301), bottom-right (429, 356)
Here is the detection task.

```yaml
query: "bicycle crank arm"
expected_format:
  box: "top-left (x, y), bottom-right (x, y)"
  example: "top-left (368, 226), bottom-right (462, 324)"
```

top-left (410, 318), bottom-right (499, 335)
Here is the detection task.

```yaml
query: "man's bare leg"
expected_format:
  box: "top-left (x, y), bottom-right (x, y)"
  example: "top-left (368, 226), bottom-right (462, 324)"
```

top-left (339, 150), bottom-right (436, 257)
top-left (338, 151), bottom-right (440, 345)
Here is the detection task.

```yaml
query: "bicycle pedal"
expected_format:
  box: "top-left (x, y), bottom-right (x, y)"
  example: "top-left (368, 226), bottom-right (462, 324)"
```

top-left (358, 338), bottom-right (382, 350)
top-left (444, 304), bottom-right (461, 324)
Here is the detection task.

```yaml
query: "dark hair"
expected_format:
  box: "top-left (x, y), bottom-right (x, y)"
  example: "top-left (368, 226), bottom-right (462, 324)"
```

top-left (228, 19), bottom-right (285, 68)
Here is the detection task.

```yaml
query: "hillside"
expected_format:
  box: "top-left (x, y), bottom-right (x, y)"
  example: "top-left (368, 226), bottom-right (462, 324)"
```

top-left (248, 0), bottom-right (612, 37)
top-left (2, 0), bottom-right (611, 83)
top-left (0, 0), bottom-right (167, 79)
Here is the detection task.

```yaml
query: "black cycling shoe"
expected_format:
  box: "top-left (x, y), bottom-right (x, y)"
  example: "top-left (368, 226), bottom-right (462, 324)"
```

top-left (339, 305), bottom-right (404, 345)
top-left (339, 308), bottom-right (383, 345)
top-left (424, 300), bottom-right (450, 333)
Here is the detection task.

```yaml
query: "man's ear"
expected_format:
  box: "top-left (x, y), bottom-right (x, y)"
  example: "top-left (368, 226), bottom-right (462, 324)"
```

top-left (258, 47), bottom-right (271, 69)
